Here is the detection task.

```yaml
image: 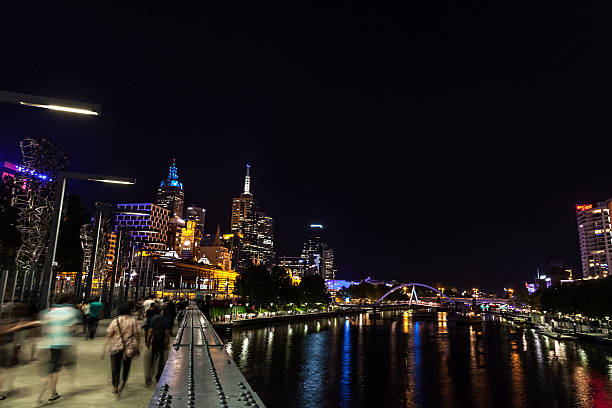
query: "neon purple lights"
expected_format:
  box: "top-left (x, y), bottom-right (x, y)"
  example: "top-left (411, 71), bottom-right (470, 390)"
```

top-left (15, 165), bottom-right (52, 181)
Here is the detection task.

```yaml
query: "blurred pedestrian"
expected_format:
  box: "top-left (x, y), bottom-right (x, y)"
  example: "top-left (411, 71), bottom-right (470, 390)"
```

top-left (176, 298), bottom-right (187, 323)
top-left (102, 302), bottom-right (141, 394)
top-left (162, 298), bottom-right (176, 330)
top-left (143, 295), bottom-right (155, 317)
top-left (79, 299), bottom-right (90, 333)
top-left (88, 296), bottom-right (104, 339)
top-left (143, 303), bottom-right (162, 386)
top-left (35, 295), bottom-right (80, 404)
top-left (136, 297), bottom-right (144, 320)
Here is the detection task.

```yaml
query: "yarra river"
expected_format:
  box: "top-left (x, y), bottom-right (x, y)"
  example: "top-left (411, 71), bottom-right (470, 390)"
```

top-left (224, 310), bottom-right (612, 408)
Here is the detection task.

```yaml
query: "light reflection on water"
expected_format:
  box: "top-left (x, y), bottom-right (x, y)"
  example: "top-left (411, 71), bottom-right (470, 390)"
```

top-left (227, 311), bottom-right (612, 408)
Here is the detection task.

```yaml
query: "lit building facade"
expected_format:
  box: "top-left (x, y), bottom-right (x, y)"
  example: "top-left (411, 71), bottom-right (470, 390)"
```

top-left (278, 256), bottom-right (307, 282)
top-left (220, 232), bottom-right (242, 269)
top-left (177, 220), bottom-right (199, 259)
top-left (114, 203), bottom-right (170, 252)
top-left (1, 160), bottom-right (17, 180)
top-left (106, 231), bottom-right (117, 271)
top-left (157, 159), bottom-right (185, 219)
top-left (153, 258), bottom-right (238, 299)
top-left (576, 202), bottom-right (612, 279)
top-left (198, 246), bottom-right (231, 271)
top-left (185, 205), bottom-right (206, 236)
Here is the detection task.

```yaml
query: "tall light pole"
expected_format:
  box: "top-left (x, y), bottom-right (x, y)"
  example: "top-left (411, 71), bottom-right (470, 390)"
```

top-left (39, 171), bottom-right (135, 310)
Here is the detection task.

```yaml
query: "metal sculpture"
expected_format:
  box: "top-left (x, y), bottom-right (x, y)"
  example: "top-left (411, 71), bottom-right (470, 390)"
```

top-left (75, 223), bottom-right (93, 300)
top-left (105, 225), bottom-right (131, 314)
top-left (12, 138), bottom-right (68, 303)
top-left (83, 202), bottom-right (114, 300)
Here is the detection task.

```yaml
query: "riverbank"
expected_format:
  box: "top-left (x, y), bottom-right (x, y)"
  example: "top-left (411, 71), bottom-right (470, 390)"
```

top-left (211, 307), bottom-right (368, 329)
top-left (485, 310), bottom-right (612, 347)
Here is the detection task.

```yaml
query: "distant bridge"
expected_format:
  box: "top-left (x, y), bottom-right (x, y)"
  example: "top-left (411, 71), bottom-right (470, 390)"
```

top-left (339, 283), bottom-right (510, 309)
top-left (376, 283), bottom-right (457, 306)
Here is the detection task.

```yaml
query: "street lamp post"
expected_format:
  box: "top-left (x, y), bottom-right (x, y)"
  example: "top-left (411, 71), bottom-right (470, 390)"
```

top-left (39, 171), bottom-right (135, 310)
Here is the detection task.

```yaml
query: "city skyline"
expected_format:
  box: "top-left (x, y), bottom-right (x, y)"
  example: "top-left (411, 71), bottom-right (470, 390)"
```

top-left (3, 4), bottom-right (612, 291)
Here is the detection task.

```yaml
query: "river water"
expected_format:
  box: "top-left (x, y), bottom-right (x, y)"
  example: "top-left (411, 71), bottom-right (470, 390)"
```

top-left (225, 311), bottom-right (612, 408)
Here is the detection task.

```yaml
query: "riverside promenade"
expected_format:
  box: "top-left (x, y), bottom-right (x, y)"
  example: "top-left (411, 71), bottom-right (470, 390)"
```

top-left (5, 319), bottom-right (154, 407)
top-left (211, 307), bottom-right (367, 331)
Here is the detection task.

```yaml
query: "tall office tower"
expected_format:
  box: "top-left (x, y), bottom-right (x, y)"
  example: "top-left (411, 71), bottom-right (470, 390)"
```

top-left (157, 159), bottom-right (185, 219)
top-left (322, 246), bottom-right (336, 280)
top-left (185, 205), bottom-right (206, 236)
top-left (576, 202), bottom-right (612, 279)
top-left (114, 203), bottom-right (170, 252)
top-left (230, 164), bottom-right (254, 234)
top-left (256, 212), bottom-right (275, 264)
top-left (302, 224), bottom-right (324, 274)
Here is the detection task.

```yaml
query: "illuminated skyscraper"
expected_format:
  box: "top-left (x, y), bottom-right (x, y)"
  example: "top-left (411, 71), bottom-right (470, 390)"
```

top-left (230, 164), bottom-right (254, 234)
top-left (576, 202), bottom-right (612, 279)
top-left (322, 246), bottom-right (336, 280)
top-left (241, 210), bottom-right (275, 267)
top-left (157, 159), bottom-right (185, 219)
top-left (301, 224), bottom-right (335, 278)
top-left (302, 224), bottom-right (324, 275)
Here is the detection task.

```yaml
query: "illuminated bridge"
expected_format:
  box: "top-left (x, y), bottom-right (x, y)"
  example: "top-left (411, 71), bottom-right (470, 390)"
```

top-left (342, 283), bottom-right (510, 309)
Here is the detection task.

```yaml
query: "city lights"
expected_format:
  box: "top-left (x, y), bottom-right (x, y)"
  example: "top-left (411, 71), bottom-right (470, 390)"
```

top-left (15, 165), bottom-right (52, 181)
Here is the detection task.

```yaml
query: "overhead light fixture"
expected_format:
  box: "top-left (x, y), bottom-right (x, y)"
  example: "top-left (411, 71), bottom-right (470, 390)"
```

top-left (87, 178), bottom-right (135, 184)
top-left (19, 102), bottom-right (99, 116)
top-left (0, 90), bottom-right (101, 116)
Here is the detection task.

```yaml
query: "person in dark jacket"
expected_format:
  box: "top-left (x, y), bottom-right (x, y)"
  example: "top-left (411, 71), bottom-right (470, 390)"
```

top-left (145, 307), bottom-right (172, 385)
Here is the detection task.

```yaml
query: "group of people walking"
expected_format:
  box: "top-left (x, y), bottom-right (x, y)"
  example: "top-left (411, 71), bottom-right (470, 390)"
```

top-left (0, 294), bottom-right (188, 404)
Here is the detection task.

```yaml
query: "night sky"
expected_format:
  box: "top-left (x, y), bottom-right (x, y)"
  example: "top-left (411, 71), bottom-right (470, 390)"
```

top-left (1, 3), bottom-right (612, 292)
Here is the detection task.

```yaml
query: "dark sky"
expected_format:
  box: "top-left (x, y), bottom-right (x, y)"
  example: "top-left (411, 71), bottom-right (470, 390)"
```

top-left (1, 3), bottom-right (612, 292)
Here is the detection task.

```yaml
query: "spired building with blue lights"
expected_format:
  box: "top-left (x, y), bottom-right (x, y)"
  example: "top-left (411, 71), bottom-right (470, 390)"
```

top-left (157, 159), bottom-right (185, 219)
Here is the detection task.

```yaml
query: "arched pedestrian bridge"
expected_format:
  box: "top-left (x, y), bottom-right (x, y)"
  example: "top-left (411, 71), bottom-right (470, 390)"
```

top-left (339, 282), bottom-right (510, 309)
top-left (375, 282), bottom-right (457, 306)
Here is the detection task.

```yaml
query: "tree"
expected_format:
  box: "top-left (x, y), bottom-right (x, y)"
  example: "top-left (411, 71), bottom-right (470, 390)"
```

top-left (235, 264), bottom-right (274, 307)
top-left (537, 278), bottom-right (612, 318)
top-left (270, 265), bottom-right (295, 304)
top-left (298, 274), bottom-right (329, 304)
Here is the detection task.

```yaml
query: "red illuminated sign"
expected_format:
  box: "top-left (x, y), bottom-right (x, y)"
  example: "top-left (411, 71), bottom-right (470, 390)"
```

top-left (576, 204), bottom-right (593, 211)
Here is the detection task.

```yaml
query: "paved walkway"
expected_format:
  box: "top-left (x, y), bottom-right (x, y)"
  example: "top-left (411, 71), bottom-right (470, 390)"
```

top-left (2, 320), bottom-right (156, 407)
